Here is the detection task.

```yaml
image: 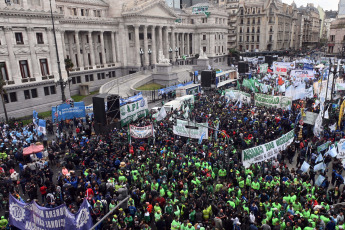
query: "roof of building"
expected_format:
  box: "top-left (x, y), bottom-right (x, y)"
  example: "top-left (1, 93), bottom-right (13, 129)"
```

top-left (56, 0), bottom-right (108, 7)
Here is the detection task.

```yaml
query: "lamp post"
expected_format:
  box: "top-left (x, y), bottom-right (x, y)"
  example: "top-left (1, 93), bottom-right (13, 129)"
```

top-left (175, 47), bottom-right (178, 65)
top-left (148, 48), bottom-right (152, 69)
top-left (49, 0), bottom-right (66, 103)
top-left (169, 47), bottom-right (173, 64)
top-left (139, 48), bottom-right (144, 69)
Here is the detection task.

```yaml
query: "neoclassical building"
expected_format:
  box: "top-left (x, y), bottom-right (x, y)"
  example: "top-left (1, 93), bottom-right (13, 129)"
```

top-left (0, 0), bottom-right (228, 118)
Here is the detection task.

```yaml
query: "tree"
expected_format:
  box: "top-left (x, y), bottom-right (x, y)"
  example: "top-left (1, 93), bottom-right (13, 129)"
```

top-left (0, 80), bottom-right (8, 123)
top-left (228, 48), bottom-right (239, 58)
top-left (64, 58), bottom-right (74, 97)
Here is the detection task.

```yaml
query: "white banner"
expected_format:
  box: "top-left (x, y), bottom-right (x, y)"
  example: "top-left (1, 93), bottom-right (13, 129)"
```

top-left (242, 130), bottom-right (295, 168)
top-left (273, 62), bottom-right (295, 75)
top-left (337, 139), bottom-right (345, 158)
top-left (304, 112), bottom-right (318, 125)
top-left (130, 125), bottom-right (154, 139)
top-left (173, 119), bottom-right (208, 140)
top-left (225, 90), bottom-right (251, 104)
top-left (120, 98), bottom-right (149, 126)
top-left (254, 93), bottom-right (292, 109)
top-left (290, 70), bottom-right (315, 78)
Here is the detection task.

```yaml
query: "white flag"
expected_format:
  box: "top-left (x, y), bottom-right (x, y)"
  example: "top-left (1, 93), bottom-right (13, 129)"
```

top-left (329, 123), bottom-right (336, 132)
top-left (300, 161), bottom-right (310, 173)
top-left (156, 107), bottom-right (167, 121)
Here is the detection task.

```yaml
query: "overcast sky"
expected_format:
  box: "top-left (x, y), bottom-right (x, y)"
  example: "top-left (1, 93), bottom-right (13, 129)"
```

top-left (282, 0), bottom-right (339, 11)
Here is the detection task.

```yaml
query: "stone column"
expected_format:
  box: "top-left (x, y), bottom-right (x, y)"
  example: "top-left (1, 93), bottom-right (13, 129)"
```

top-left (186, 33), bottom-right (190, 56)
top-left (68, 33), bottom-right (76, 66)
top-left (171, 27), bottom-right (176, 61)
top-left (143, 25), bottom-right (149, 66)
top-left (74, 30), bottom-right (83, 68)
top-left (111, 31), bottom-right (117, 63)
top-left (134, 25), bottom-right (140, 67)
top-left (4, 27), bottom-right (19, 82)
top-left (158, 26), bottom-right (163, 54)
top-left (163, 26), bottom-right (169, 57)
top-left (60, 30), bottom-right (66, 58)
top-left (82, 33), bottom-right (88, 67)
top-left (114, 31), bottom-right (120, 63)
top-left (100, 31), bottom-right (106, 65)
top-left (210, 32), bottom-right (215, 56)
top-left (88, 31), bottom-right (95, 67)
top-left (27, 27), bottom-right (40, 78)
top-left (181, 33), bottom-right (185, 56)
top-left (151, 26), bottom-right (157, 65)
top-left (47, 27), bottom-right (58, 77)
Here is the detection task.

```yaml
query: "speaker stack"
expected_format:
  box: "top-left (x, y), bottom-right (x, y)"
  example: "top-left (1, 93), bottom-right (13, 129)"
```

top-left (201, 70), bottom-right (216, 88)
top-left (265, 55), bottom-right (273, 66)
top-left (238, 61), bottom-right (249, 74)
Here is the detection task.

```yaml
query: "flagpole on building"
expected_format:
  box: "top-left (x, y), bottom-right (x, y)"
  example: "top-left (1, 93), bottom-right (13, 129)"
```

top-left (49, 0), bottom-right (66, 103)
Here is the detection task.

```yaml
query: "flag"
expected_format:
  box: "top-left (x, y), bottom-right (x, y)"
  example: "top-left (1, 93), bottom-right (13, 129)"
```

top-left (37, 119), bottom-right (46, 135)
top-left (239, 100), bottom-right (242, 109)
top-left (324, 108), bottom-right (329, 119)
top-left (313, 110), bottom-right (323, 139)
top-left (300, 161), bottom-right (310, 173)
top-left (325, 145), bottom-right (337, 157)
top-left (315, 175), bottom-right (325, 186)
top-left (236, 80), bottom-right (241, 90)
top-left (315, 153), bottom-right (323, 163)
top-left (156, 107), bottom-right (167, 122)
top-left (199, 132), bottom-right (206, 144)
top-left (329, 123), bottom-right (336, 132)
top-left (33, 110), bottom-right (38, 129)
top-left (314, 162), bottom-right (326, 171)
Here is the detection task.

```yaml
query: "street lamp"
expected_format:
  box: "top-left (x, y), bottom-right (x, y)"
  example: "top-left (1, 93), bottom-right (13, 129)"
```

top-left (148, 49), bottom-right (152, 69)
top-left (139, 48), bottom-right (144, 68)
top-left (169, 47), bottom-right (173, 63)
top-left (49, 0), bottom-right (66, 103)
top-left (175, 47), bottom-right (178, 65)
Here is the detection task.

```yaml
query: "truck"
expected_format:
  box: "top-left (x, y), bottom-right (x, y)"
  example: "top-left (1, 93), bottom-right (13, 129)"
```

top-left (175, 84), bottom-right (201, 97)
top-left (163, 100), bottom-right (182, 113)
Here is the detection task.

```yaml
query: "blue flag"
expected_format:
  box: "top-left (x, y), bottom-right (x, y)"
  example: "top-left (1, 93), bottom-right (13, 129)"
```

top-left (199, 132), bottom-right (206, 144)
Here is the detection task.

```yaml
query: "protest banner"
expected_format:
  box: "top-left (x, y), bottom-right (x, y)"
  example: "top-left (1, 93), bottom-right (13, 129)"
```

top-left (259, 63), bottom-right (268, 74)
top-left (242, 130), bottom-right (295, 168)
top-left (273, 62), bottom-right (295, 75)
top-left (9, 194), bottom-right (92, 230)
top-left (173, 119), bottom-right (208, 140)
top-left (225, 90), bottom-right (252, 104)
top-left (317, 141), bottom-right (330, 153)
top-left (52, 102), bottom-right (86, 122)
top-left (120, 92), bottom-right (143, 106)
top-left (254, 93), bottom-right (292, 109)
top-left (303, 112), bottom-right (318, 125)
top-left (290, 70), bottom-right (315, 79)
top-left (315, 175), bottom-right (325, 186)
top-left (120, 98), bottom-right (149, 126)
top-left (300, 161), bottom-right (310, 172)
top-left (337, 139), bottom-right (345, 158)
top-left (130, 125), bottom-right (154, 139)
top-left (335, 83), bottom-right (345, 91)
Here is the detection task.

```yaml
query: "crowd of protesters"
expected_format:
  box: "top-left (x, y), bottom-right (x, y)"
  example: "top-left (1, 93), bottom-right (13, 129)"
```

top-left (0, 61), bottom-right (344, 230)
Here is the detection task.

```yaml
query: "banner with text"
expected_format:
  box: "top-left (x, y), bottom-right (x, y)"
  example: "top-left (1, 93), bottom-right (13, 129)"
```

top-left (173, 119), bottom-right (208, 140)
top-left (290, 70), bottom-right (315, 79)
top-left (120, 98), bottom-right (149, 127)
top-left (9, 194), bottom-right (92, 230)
top-left (273, 62), bottom-right (295, 75)
top-left (242, 130), bottom-right (295, 168)
top-left (52, 102), bottom-right (86, 122)
top-left (255, 93), bottom-right (292, 109)
top-left (129, 125), bottom-right (154, 139)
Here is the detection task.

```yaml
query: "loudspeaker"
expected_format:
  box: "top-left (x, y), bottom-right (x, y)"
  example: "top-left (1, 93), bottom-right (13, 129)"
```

top-left (265, 55), bottom-right (273, 66)
top-left (238, 61), bottom-right (249, 74)
top-left (201, 70), bottom-right (215, 87)
top-left (107, 94), bottom-right (120, 119)
top-left (201, 70), bottom-right (212, 87)
top-left (93, 95), bottom-right (106, 125)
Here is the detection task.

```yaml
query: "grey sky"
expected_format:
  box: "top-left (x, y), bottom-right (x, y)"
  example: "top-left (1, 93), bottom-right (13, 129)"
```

top-left (282, 0), bottom-right (339, 11)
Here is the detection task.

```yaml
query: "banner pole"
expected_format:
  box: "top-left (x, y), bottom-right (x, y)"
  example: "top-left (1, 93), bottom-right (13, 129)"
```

top-left (90, 196), bottom-right (129, 230)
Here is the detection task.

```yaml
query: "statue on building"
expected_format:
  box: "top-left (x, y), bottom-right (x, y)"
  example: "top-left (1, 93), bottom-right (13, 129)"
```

top-left (158, 50), bottom-right (170, 64)
top-left (199, 47), bottom-right (208, 59)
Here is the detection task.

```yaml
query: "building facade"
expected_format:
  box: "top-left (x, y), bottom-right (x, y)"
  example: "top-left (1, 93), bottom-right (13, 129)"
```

top-left (236, 0), bottom-right (299, 52)
top-left (297, 4), bottom-right (321, 49)
top-left (0, 0), bottom-right (228, 118)
top-left (328, 18), bottom-right (345, 55)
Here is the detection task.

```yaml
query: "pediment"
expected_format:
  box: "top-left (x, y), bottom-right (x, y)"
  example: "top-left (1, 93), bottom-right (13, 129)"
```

top-left (123, 1), bottom-right (177, 19)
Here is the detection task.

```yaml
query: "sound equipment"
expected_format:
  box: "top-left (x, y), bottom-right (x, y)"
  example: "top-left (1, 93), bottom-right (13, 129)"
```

top-left (201, 70), bottom-right (214, 88)
top-left (265, 55), bottom-right (273, 66)
top-left (107, 94), bottom-right (120, 120)
top-left (238, 61), bottom-right (249, 74)
top-left (93, 95), bottom-right (106, 125)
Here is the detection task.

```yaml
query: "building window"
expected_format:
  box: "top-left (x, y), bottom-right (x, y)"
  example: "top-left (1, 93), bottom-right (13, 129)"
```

top-left (31, 89), bottom-right (38, 98)
top-left (97, 35), bottom-right (101, 43)
top-left (39, 59), bottom-right (49, 76)
top-left (97, 10), bottom-right (101, 17)
top-left (88, 54), bottom-right (91, 66)
top-left (75, 54), bottom-right (79, 67)
top-left (19, 60), bottom-right (30, 78)
top-left (97, 73), bottom-right (105, 80)
top-left (0, 62), bottom-right (9, 81)
top-left (50, 86), bottom-right (56, 94)
top-left (257, 36), bottom-right (260, 42)
top-left (203, 35), bottom-right (206, 40)
top-left (128, 33), bottom-right (132, 40)
top-left (252, 36), bottom-right (254, 42)
top-left (240, 19), bottom-right (243, 25)
top-left (76, 76), bottom-right (81, 83)
top-left (247, 36), bottom-right (249, 42)
top-left (9, 92), bottom-right (17, 102)
top-left (203, 47), bottom-right (206, 52)
top-left (81, 9), bottom-right (84, 16)
top-left (247, 19), bottom-right (250, 24)
top-left (44, 87), bottom-right (50, 96)
top-left (86, 35), bottom-right (89, 43)
top-left (24, 90), bottom-right (31, 100)
top-left (36, 33), bottom-right (44, 44)
top-left (71, 77), bottom-right (76, 84)
top-left (99, 53), bottom-right (103, 64)
top-left (258, 18), bottom-right (260, 24)
top-left (3, 94), bottom-right (8, 103)
top-left (85, 9), bottom-right (89, 16)
top-left (72, 8), bottom-right (77, 16)
top-left (85, 75), bottom-right (89, 82)
top-left (15, 33), bottom-right (24, 44)
top-left (89, 74), bottom-right (94, 81)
